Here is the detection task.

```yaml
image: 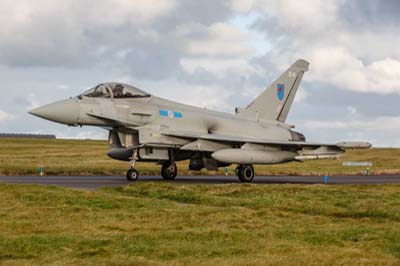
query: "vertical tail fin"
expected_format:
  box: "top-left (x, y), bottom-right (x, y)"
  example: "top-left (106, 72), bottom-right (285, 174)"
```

top-left (237, 59), bottom-right (309, 122)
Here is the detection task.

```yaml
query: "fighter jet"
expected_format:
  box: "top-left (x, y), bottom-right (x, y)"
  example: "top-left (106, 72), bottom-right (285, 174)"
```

top-left (29, 59), bottom-right (371, 182)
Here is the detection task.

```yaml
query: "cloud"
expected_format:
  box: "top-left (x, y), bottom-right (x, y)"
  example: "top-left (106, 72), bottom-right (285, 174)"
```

top-left (0, 0), bottom-right (177, 67)
top-left (341, 0), bottom-right (400, 28)
top-left (231, 0), bottom-right (255, 12)
top-left (305, 48), bottom-right (400, 94)
top-left (0, 0), bottom-right (399, 146)
top-left (184, 23), bottom-right (254, 58)
top-left (293, 87), bottom-right (308, 104)
top-left (247, 0), bottom-right (400, 96)
top-left (301, 116), bottom-right (400, 147)
top-left (58, 130), bottom-right (108, 140)
top-left (256, 0), bottom-right (340, 34)
top-left (0, 110), bottom-right (15, 123)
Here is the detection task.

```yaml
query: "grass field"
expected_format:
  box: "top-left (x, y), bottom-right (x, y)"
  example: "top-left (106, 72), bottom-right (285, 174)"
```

top-left (1, 138), bottom-right (400, 176)
top-left (0, 183), bottom-right (400, 265)
top-left (1, 138), bottom-right (400, 265)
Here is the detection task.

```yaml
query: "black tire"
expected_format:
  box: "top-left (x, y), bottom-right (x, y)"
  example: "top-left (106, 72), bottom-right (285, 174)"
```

top-left (239, 165), bottom-right (255, 183)
top-left (161, 161), bottom-right (178, 180)
top-left (127, 168), bottom-right (139, 182)
top-left (235, 165), bottom-right (243, 179)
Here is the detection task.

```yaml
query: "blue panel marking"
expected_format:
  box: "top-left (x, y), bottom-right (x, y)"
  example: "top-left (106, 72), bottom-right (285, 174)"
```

top-left (159, 109), bottom-right (182, 118)
top-left (159, 110), bottom-right (169, 117)
top-left (173, 112), bottom-right (183, 118)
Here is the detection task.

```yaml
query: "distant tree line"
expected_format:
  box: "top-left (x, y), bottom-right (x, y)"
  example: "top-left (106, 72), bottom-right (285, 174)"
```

top-left (0, 133), bottom-right (56, 139)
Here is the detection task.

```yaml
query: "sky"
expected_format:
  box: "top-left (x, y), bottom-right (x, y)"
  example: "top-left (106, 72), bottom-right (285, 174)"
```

top-left (0, 0), bottom-right (399, 147)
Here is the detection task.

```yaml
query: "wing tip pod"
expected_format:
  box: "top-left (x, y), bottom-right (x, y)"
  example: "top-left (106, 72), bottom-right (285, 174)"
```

top-left (336, 142), bottom-right (373, 149)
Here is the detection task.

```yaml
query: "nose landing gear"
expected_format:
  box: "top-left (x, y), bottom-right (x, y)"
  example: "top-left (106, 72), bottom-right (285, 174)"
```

top-left (126, 150), bottom-right (139, 182)
top-left (127, 168), bottom-right (139, 181)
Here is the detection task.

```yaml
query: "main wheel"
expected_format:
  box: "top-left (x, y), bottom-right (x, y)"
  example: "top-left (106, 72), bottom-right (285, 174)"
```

top-left (238, 165), bottom-right (255, 183)
top-left (127, 168), bottom-right (139, 182)
top-left (161, 161), bottom-right (178, 180)
top-left (235, 165), bottom-right (243, 179)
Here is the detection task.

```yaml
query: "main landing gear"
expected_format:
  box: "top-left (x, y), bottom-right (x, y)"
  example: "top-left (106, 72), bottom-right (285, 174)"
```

top-left (235, 164), bottom-right (255, 183)
top-left (161, 161), bottom-right (178, 180)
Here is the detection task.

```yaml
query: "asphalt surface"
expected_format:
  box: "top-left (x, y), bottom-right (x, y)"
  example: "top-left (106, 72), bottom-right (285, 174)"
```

top-left (1, 175), bottom-right (400, 190)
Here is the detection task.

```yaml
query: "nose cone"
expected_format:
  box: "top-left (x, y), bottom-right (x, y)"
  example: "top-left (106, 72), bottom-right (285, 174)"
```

top-left (29, 99), bottom-right (80, 126)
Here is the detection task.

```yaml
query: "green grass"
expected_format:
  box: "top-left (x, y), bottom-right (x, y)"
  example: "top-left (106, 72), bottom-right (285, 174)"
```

top-left (0, 183), bottom-right (400, 265)
top-left (1, 138), bottom-right (400, 176)
top-left (2, 138), bottom-right (400, 265)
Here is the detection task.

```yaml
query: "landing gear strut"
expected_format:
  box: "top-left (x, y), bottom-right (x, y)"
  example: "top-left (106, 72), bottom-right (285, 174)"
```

top-left (236, 165), bottom-right (255, 183)
top-left (126, 150), bottom-right (139, 182)
top-left (161, 161), bottom-right (178, 180)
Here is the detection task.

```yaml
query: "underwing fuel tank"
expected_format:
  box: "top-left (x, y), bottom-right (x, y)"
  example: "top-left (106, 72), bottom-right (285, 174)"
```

top-left (107, 148), bottom-right (133, 161)
top-left (211, 149), bottom-right (297, 165)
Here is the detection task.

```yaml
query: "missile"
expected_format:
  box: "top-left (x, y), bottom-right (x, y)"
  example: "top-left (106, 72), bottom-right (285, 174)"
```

top-left (295, 154), bottom-right (341, 161)
top-left (211, 149), bottom-right (297, 164)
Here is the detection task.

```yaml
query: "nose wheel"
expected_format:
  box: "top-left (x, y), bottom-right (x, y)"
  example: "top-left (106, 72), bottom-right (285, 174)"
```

top-left (127, 168), bottom-right (139, 182)
top-left (126, 151), bottom-right (139, 182)
top-left (236, 165), bottom-right (255, 183)
top-left (161, 161), bottom-right (178, 180)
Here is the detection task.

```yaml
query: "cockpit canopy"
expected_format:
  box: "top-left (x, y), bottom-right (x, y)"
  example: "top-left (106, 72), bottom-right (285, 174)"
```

top-left (80, 83), bottom-right (151, 99)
